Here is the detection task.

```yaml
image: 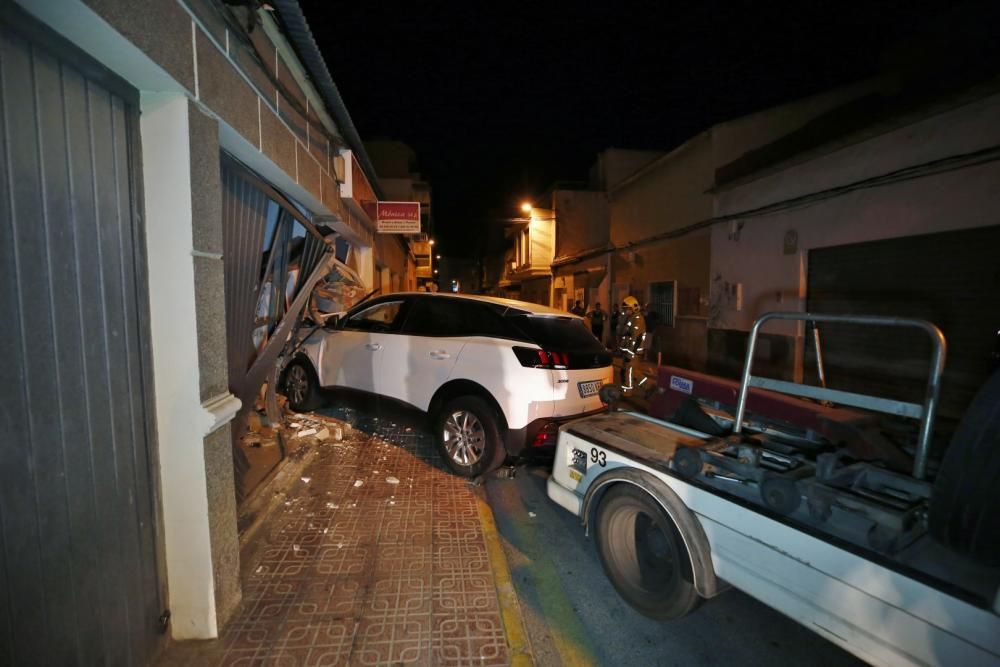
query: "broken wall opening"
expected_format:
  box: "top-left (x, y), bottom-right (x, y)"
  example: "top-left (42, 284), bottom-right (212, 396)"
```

top-left (221, 155), bottom-right (362, 502)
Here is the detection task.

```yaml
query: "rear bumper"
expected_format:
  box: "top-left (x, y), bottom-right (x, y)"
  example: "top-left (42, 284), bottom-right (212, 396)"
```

top-left (504, 407), bottom-right (607, 458)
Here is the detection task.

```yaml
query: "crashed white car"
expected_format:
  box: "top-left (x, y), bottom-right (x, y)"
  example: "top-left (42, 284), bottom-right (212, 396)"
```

top-left (281, 293), bottom-right (612, 476)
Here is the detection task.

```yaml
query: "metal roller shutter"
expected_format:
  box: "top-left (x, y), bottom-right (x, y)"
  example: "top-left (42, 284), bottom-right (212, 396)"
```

top-left (806, 224), bottom-right (1000, 423)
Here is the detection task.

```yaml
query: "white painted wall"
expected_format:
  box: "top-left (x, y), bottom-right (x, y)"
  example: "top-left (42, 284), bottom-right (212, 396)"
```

top-left (710, 92), bottom-right (1000, 335)
top-left (140, 93), bottom-right (225, 639)
top-left (711, 78), bottom-right (882, 173)
top-left (717, 93), bottom-right (1000, 216)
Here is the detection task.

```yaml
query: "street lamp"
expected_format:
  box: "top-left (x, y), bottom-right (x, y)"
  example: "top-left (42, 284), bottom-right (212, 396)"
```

top-left (521, 202), bottom-right (533, 214)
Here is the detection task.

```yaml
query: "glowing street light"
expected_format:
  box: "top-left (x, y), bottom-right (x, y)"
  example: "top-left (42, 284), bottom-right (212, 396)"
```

top-left (520, 202), bottom-right (533, 214)
top-left (435, 254), bottom-right (441, 260)
top-left (429, 239), bottom-right (435, 245)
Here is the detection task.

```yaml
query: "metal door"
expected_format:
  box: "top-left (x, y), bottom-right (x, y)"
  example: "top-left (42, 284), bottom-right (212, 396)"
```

top-left (807, 225), bottom-right (1000, 420)
top-left (0, 9), bottom-right (164, 665)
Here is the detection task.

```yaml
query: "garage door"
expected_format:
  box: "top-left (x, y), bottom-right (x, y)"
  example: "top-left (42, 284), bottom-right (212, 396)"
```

top-left (0, 10), bottom-right (164, 665)
top-left (807, 225), bottom-right (1000, 422)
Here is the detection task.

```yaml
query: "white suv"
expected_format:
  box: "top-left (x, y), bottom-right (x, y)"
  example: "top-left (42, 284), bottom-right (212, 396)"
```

top-left (282, 293), bottom-right (612, 476)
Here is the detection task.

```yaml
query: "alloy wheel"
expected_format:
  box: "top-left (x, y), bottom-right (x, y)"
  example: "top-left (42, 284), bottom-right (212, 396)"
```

top-left (442, 410), bottom-right (486, 466)
top-left (287, 365), bottom-right (308, 405)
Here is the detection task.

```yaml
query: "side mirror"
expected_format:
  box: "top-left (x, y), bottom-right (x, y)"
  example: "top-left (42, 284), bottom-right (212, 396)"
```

top-left (322, 313), bottom-right (341, 329)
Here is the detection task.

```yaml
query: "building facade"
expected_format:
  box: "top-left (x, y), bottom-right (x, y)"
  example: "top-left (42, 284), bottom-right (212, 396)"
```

top-left (0, 0), bottom-right (403, 662)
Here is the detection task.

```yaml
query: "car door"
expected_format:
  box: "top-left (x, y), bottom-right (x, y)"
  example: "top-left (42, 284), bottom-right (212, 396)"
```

top-left (318, 299), bottom-right (406, 394)
top-left (378, 296), bottom-right (468, 410)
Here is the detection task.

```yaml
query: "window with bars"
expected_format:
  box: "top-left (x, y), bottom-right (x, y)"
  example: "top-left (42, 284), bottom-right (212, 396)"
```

top-left (648, 281), bottom-right (676, 327)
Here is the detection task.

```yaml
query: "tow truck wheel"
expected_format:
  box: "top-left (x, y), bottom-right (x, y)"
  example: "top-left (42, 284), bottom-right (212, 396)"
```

top-left (595, 485), bottom-right (701, 620)
top-left (929, 367), bottom-right (1000, 564)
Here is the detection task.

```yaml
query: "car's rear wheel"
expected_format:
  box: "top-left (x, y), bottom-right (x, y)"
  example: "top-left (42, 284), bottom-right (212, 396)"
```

top-left (435, 396), bottom-right (505, 477)
top-left (595, 484), bottom-right (701, 619)
top-left (283, 359), bottom-right (322, 412)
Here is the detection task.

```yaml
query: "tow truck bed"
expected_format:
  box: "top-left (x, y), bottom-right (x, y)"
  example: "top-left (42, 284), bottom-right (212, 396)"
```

top-left (547, 313), bottom-right (1000, 667)
top-left (549, 414), bottom-right (1000, 666)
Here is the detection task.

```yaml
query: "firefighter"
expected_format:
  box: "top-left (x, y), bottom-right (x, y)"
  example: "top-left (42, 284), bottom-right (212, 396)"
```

top-left (619, 295), bottom-right (648, 392)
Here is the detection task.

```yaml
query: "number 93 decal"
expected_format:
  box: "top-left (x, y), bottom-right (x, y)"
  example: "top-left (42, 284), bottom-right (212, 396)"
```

top-left (590, 447), bottom-right (607, 467)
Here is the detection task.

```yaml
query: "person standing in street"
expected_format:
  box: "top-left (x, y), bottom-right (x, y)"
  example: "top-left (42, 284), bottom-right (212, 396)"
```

top-left (619, 296), bottom-right (648, 392)
top-left (614, 301), bottom-right (629, 349)
top-left (588, 302), bottom-right (607, 342)
top-left (570, 299), bottom-right (586, 316)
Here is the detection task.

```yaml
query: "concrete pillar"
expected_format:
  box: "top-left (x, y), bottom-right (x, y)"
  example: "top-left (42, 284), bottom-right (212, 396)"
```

top-left (140, 93), bottom-right (241, 639)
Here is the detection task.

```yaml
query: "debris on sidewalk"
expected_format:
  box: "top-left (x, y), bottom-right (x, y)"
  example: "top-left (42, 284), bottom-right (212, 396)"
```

top-left (166, 402), bottom-right (517, 667)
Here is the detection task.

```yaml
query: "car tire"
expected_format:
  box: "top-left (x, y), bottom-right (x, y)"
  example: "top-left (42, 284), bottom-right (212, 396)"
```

top-left (434, 396), bottom-right (505, 477)
top-left (929, 367), bottom-right (1000, 564)
top-left (595, 484), bottom-right (701, 620)
top-left (283, 359), bottom-right (323, 412)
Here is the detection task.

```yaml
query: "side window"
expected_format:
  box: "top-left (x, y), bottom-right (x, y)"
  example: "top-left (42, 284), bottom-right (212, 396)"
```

top-left (469, 304), bottom-right (520, 338)
top-left (402, 299), bottom-right (469, 336)
top-left (403, 299), bottom-right (519, 338)
top-left (345, 301), bottom-right (404, 332)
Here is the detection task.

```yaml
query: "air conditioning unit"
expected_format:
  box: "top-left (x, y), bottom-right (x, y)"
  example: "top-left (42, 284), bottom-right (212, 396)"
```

top-left (332, 155), bottom-right (347, 183)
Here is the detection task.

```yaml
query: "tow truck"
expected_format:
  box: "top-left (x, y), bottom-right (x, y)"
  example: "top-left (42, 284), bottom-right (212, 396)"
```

top-left (547, 312), bottom-right (999, 666)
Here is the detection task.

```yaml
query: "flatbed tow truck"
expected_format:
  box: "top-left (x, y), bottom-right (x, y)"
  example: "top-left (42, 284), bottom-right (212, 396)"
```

top-left (547, 312), bottom-right (999, 666)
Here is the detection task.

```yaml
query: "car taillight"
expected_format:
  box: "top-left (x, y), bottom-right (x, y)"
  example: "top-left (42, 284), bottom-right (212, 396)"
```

top-left (512, 347), bottom-right (612, 370)
top-left (512, 346), bottom-right (569, 369)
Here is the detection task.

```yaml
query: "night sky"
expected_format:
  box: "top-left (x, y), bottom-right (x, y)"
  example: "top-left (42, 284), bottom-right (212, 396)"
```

top-left (299, 1), bottom-right (990, 256)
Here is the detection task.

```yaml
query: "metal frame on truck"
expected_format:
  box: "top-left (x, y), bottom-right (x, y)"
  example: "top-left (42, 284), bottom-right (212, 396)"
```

top-left (547, 312), bottom-right (1000, 666)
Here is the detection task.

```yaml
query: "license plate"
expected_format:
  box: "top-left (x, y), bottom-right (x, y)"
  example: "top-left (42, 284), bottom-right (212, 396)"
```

top-left (578, 380), bottom-right (602, 398)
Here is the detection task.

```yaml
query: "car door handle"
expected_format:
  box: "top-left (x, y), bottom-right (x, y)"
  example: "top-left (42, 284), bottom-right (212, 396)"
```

top-left (430, 350), bottom-right (451, 360)
top-left (365, 342), bottom-right (382, 351)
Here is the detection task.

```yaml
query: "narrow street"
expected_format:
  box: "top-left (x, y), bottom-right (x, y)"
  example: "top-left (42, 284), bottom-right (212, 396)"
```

top-left (316, 393), bottom-right (867, 666)
top-left (159, 392), bottom-right (867, 666)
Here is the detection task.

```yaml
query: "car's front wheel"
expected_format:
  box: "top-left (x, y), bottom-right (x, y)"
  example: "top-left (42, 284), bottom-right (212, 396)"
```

top-left (434, 396), bottom-right (505, 477)
top-left (283, 359), bottom-right (323, 412)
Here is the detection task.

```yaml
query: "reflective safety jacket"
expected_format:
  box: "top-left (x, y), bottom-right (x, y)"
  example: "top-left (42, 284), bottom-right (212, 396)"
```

top-left (619, 311), bottom-right (647, 358)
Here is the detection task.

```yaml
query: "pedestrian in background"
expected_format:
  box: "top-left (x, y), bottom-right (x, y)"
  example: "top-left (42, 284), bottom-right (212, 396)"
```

top-left (588, 302), bottom-right (607, 342)
top-left (570, 300), bottom-right (586, 316)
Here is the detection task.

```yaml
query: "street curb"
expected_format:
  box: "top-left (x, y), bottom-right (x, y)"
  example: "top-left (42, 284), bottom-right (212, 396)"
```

top-left (475, 487), bottom-right (535, 667)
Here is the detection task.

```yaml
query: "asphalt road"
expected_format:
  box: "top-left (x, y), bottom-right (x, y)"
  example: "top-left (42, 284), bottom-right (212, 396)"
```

top-left (485, 462), bottom-right (866, 667)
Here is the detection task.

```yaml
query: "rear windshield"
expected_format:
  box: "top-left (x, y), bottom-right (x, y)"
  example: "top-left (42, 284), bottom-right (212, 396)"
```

top-left (505, 315), bottom-right (604, 351)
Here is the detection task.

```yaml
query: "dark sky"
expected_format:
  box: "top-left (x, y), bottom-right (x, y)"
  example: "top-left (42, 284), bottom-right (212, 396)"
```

top-left (298, 1), bottom-right (983, 255)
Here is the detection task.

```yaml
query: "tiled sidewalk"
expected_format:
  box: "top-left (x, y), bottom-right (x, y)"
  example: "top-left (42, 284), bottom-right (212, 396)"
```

top-left (161, 407), bottom-right (515, 666)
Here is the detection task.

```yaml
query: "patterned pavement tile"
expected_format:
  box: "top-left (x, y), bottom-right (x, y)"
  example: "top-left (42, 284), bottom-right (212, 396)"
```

top-left (284, 578), bottom-right (368, 622)
top-left (431, 613), bottom-right (509, 667)
top-left (157, 403), bottom-right (512, 667)
top-left (352, 615), bottom-right (432, 666)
